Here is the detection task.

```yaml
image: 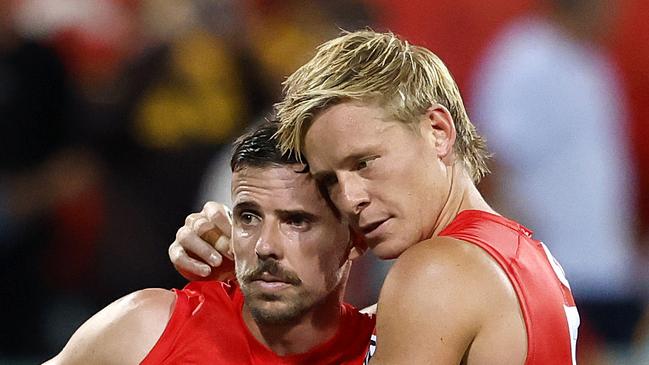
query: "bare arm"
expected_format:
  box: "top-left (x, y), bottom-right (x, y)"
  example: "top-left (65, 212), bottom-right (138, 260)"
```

top-left (369, 237), bottom-right (526, 365)
top-left (44, 289), bottom-right (175, 365)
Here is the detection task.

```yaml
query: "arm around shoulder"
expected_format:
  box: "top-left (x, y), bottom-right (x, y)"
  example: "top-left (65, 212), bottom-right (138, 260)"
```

top-left (44, 288), bottom-right (176, 365)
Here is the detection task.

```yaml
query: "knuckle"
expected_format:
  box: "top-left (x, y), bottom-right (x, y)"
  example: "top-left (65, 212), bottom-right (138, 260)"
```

top-left (205, 202), bottom-right (225, 218)
top-left (184, 215), bottom-right (193, 226)
top-left (176, 226), bottom-right (192, 242)
top-left (169, 242), bottom-right (183, 259)
top-left (185, 212), bottom-right (200, 226)
top-left (175, 226), bottom-right (185, 240)
top-left (193, 217), bottom-right (209, 232)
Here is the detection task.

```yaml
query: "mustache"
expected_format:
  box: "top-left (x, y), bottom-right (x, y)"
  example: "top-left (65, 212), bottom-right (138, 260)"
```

top-left (238, 259), bottom-right (302, 286)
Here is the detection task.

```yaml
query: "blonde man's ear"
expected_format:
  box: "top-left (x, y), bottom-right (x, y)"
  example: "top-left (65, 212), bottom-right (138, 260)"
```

top-left (422, 104), bottom-right (457, 160)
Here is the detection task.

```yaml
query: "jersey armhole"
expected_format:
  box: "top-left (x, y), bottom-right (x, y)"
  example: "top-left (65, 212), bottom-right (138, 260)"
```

top-left (139, 288), bottom-right (189, 364)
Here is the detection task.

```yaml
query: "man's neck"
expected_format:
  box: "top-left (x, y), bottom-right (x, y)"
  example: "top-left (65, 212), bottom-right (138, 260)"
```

top-left (431, 163), bottom-right (496, 238)
top-left (241, 291), bottom-right (344, 356)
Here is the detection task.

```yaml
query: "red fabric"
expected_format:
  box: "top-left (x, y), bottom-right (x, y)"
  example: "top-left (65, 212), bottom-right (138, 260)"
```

top-left (439, 210), bottom-right (577, 365)
top-left (45, 185), bottom-right (105, 289)
top-left (609, 0), bottom-right (649, 232)
top-left (141, 281), bottom-right (375, 364)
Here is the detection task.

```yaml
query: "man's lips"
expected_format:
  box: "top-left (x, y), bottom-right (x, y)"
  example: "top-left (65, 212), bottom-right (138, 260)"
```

top-left (250, 273), bottom-right (293, 290)
top-left (252, 281), bottom-right (291, 290)
top-left (254, 272), bottom-right (290, 283)
top-left (359, 218), bottom-right (389, 235)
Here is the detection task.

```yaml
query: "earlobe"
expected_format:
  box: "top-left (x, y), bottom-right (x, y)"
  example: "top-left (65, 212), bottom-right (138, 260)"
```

top-left (422, 104), bottom-right (457, 159)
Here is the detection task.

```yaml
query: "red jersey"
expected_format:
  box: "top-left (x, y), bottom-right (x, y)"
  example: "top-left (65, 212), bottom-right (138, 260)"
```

top-left (141, 281), bottom-right (375, 365)
top-left (439, 210), bottom-right (579, 365)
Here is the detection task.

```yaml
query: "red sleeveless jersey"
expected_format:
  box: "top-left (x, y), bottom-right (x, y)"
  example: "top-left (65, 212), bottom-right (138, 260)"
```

top-left (439, 210), bottom-right (579, 365)
top-left (141, 281), bottom-right (375, 365)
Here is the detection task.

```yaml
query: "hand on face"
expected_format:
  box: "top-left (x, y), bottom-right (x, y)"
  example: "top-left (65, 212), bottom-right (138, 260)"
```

top-left (169, 201), bottom-right (235, 281)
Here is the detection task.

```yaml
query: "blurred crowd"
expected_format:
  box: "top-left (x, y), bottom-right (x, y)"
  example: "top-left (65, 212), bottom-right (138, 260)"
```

top-left (1, 0), bottom-right (648, 364)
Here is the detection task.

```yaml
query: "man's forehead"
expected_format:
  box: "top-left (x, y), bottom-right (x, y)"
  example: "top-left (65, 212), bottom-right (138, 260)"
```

top-left (304, 104), bottom-right (398, 167)
top-left (231, 165), bottom-right (321, 204)
top-left (232, 164), bottom-right (311, 183)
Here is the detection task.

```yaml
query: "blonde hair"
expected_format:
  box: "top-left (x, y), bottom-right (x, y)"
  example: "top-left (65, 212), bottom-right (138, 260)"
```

top-left (276, 30), bottom-right (490, 182)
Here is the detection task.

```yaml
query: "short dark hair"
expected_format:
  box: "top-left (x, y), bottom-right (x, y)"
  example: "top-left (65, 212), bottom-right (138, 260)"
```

top-left (230, 121), bottom-right (302, 172)
top-left (233, 121), bottom-right (340, 219)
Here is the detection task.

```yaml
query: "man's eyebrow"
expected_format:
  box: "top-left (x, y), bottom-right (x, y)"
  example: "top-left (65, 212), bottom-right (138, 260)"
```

top-left (275, 210), bottom-right (319, 222)
top-left (309, 151), bottom-right (379, 186)
top-left (340, 152), bottom-right (377, 166)
top-left (232, 201), bottom-right (260, 214)
top-left (311, 152), bottom-right (375, 179)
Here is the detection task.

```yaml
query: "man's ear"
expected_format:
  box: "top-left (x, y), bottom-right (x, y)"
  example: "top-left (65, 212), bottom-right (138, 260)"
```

top-left (347, 229), bottom-right (368, 260)
top-left (419, 104), bottom-right (457, 160)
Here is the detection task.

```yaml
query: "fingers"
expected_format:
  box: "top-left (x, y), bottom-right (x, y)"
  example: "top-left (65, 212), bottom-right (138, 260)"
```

top-left (201, 228), bottom-right (233, 260)
top-left (214, 234), bottom-right (233, 261)
top-left (203, 202), bottom-right (232, 237)
top-left (170, 201), bottom-right (236, 281)
top-left (175, 225), bottom-right (222, 267)
top-left (168, 241), bottom-right (212, 278)
top-left (184, 213), bottom-right (215, 237)
top-left (184, 202), bottom-right (232, 238)
top-left (196, 202), bottom-right (233, 260)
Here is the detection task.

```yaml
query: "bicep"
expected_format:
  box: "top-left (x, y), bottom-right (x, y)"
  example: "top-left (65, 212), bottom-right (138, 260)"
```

top-left (46, 289), bottom-right (175, 365)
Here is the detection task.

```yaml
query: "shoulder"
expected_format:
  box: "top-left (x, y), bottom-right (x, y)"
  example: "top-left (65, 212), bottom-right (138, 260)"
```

top-left (386, 235), bottom-right (501, 288)
top-left (45, 289), bottom-right (176, 365)
top-left (377, 236), bottom-right (520, 341)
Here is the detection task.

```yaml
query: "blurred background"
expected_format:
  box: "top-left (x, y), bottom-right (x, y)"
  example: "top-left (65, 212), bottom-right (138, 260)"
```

top-left (1, 0), bottom-right (648, 363)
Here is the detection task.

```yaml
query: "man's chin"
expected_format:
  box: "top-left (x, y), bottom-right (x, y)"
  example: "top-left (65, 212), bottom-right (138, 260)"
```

top-left (247, 300), bottom-right (304, 325)
top-left (369, 236), bottom-right (410, 259)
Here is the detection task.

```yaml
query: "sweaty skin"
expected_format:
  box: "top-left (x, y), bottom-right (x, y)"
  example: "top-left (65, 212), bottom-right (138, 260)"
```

top-left (44, 289), bottom-right (175, 365)
top-left (47, 163), bottom-right (366, 364)
top-left (303, 101), bottom-right (527, 364)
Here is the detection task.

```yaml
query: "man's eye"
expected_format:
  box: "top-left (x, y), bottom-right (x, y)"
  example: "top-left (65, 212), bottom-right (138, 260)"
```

top-left (239, 212), bottom-right (260, 225)
top-left (356, 156), bottom-right (377, 170)
top-left (286, 215), bottom-right (311, 229)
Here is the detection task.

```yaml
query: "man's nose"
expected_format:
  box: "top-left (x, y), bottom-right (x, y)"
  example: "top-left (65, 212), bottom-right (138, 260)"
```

top-left (255, 220), bottom-right (283, 260)
top-left (336, 172), bottom-right (370, 216)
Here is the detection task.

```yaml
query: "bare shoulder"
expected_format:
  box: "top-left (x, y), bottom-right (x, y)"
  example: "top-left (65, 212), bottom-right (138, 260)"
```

top-left (371, 237), bottom-right (524, 364)
top-left (45, 288), bottom-right (176, 365)
top-left (386, 235), bottom-right (522, 319)
top-left (386, 236), bottom-right (504, 287)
